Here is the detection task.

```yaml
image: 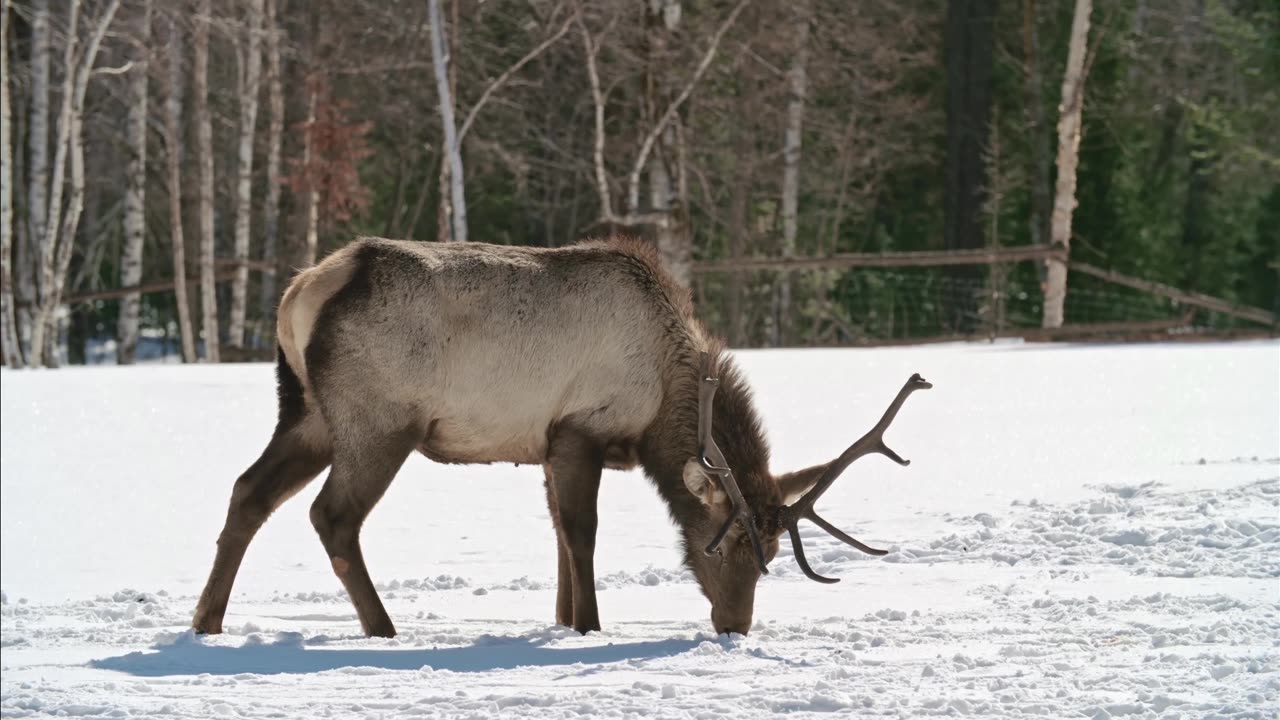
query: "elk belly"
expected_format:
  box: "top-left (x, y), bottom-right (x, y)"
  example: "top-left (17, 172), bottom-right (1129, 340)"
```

top-left (416, 417), bottom-right (546, 466)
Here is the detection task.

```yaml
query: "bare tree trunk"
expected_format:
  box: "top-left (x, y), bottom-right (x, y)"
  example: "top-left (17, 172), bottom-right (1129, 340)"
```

top-left (435, 162), bottom-right (452, 242)
top-left (644, 0), bottom-right (691, 287)
top-left (165, 12), bottom-right (197, 363)
top-left (228, 0), bottom-right (263, 348)
top-left (30, 0), bottom-right (122, 366)
top-left (0, 0), bottom-right (20, 367)
top-left (384, 155), bottom-right (408, 237)
top-left (406, 154), bottom-right (439, 241)
top-left (1041, 0), bottom-right (1092, 329)
top-left (577, 13), bottom-right (613, 225)
top-left (648, 126), bottom-right (689, 287)
top-left (776, 0), bottom-right (810, 346)
top-left (20, 0), bottom-right (51, 363)
top-left (1022, 0), bottom-right (1052, 284)
top-left (943, 0), bottom-right (996, 333)
top-left (47, 2), bottom-right (123, 366)
top-left (428, 0), bottom-right (467, 242)
top-left (118, 0), bottom-right (152, 364)
top-left (434, 0), bottom-right (459, 243)
top-left (727, 158), bottom-right (750, 347)
top-left (984, 107), bottom-right (1007, 338)
top-left (824, 111), bottom-right (859, 255)
top-left (194, 0), bottom-right (219, 361)
top-left (302, 78), bottom-right (318, 266)
top-left (13, 215), bottom-right (31, 364)
top-left (259, 0), bottom-right (284, 332)
top-left (34, 7), bottom-right (83, 368)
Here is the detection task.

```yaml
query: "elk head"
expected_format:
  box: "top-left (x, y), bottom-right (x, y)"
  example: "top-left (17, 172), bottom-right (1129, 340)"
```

top-left (681, 354), bottom-right (932, 634)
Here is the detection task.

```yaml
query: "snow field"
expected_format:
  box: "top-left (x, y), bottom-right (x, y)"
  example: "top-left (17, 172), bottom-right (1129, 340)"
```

top-left (2, 341), bottom-right (1277, 718)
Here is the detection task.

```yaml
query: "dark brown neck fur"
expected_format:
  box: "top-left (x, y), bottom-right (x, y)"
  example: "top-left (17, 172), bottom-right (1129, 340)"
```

top-left (638, 349), bottom-right (778, 535)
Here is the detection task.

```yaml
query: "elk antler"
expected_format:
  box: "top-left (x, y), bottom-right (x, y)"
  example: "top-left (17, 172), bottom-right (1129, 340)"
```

top-left (698, 354), bottom-right (770, 574)
top-left (778, 373), bottom-right (932, 584)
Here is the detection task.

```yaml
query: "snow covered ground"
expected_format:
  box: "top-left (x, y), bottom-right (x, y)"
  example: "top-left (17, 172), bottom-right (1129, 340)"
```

top-left (2, 341), bottom-right (1277, 719)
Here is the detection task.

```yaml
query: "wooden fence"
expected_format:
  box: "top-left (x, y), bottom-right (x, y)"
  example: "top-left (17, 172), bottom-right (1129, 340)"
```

top-left (64, 244), bottom-right (1277, 346)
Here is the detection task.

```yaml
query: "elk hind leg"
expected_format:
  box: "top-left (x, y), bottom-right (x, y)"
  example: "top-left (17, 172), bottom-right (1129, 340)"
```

top-left (193, 419), bottom-right (331, 634)
top-left (309, 426), bottom-right (418, 639)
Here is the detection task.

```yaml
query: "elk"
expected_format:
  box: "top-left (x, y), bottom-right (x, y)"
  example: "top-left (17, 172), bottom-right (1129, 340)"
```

top-left (191, 237), bottom-right (930, 637)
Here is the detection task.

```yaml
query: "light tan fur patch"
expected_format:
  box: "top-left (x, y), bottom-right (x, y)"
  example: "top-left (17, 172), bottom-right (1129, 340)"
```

top-left (276, 247), bottom-right (359, 396)
top-left (330, 556), bottom-right (350, 576)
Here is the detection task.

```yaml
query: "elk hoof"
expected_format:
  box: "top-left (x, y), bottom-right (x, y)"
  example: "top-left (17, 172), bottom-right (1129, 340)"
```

top-left (191, 619), bottom-right (223, 635)
top-left (364, 617), bottom-right (398, 638)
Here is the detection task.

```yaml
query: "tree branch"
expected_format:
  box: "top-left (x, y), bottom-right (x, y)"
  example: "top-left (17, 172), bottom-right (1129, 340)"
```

top-left (625, 0), bottom-right (751, 216)
top-left (91, 60), bottom-right (134, 76)
top-left (458, 9), bottom-right (574, 142)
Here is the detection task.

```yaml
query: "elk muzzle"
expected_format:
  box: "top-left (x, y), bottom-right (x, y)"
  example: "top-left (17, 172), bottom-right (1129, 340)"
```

top-left (710, 581), bottom-right (756, 635)
top-left (712, 607), bottom-right (752, 636)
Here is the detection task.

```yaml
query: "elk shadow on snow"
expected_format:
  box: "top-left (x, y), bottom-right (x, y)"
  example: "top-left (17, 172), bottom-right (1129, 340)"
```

top-left (89, 631), bottom-right (717, 677)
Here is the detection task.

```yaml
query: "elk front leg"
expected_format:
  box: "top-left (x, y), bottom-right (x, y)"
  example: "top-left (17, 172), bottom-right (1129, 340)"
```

top-left (543, 477), bottom-right (575, 626)
top-left (543, 428), bottom-right (604, 633)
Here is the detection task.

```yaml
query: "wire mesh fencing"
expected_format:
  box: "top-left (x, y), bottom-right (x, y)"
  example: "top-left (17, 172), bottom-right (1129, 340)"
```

top-left (696, 259), bottom-right (1273, 348)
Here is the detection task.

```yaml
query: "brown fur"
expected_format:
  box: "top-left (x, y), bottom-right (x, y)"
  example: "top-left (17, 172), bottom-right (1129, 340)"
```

top-left (192, 236), bottom-right (825, 638)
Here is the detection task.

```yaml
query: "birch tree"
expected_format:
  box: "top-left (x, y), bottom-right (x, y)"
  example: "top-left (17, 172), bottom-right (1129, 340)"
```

top-left (165, 11), bottom-right (197, 363)
top-left (228, 0), bottom-right (264, 348)
top-left (118, 0), bottom-right (152, 364)
top-left (776, 0), bottom-right (810, 345)
top-left (433, 0), bottom-right (459, 244)
top-left (28, 0), bottom-right (123, 367)
top-left (259, 0), bottom-right (284, 328)
top-left (429, 0), bottom-right (468, 242)
top-left (1041, 0), bottom-right (1092, 329)
top-left (723, 12), bottom-right (763, 348)
top-left (194, 0), bottom-right (219, 361)
top-left (301, 78), bottom-right (319, 266)
top-left (0, 0), bottom-right (19, 367)
top-left (21, 0), bottom-right (52, 362)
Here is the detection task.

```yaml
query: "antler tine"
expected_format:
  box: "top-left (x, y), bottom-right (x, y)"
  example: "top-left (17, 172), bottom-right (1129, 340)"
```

top-left (780, 373), bottom-right (931, 583)
top-left (805, 509), bottom-right (888, 557)
top-left (698, 353), bottom-right (769, 574)
top-left (786, 523), bottom-right (838, 584)
top-left (786, 374), bottom-right (932, 519)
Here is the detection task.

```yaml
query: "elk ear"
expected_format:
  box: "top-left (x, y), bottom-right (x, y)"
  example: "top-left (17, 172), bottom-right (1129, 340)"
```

top-left (683, 459), bottom-right (727, 507)
top-left (776, 463), bottom-right (828, 505)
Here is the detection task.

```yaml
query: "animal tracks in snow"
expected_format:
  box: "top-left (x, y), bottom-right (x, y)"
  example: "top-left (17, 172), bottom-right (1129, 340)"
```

top-left (4, 479), bottom-right (1276, 719)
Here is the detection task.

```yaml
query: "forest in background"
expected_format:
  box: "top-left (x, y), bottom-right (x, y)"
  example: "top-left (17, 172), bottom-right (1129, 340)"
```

top-left (0, 0), bottom-right (1276, 366)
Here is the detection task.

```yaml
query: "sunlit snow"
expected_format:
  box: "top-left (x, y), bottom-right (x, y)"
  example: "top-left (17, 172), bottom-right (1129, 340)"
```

top-left (2, 341), bottom-right (1277, 718)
